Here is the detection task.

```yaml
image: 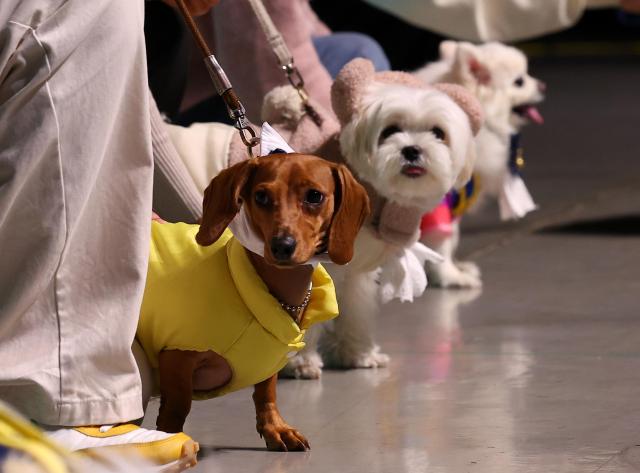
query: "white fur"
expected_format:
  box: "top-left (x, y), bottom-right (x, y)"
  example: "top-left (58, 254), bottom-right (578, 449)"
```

top-left (283, 83), bottom-right (477, 378)
top-left (415, 41), bottom-right (544, 288)
top-left (341, 83), bottom-right (475, 208)
top-left (415, 41), bottom-right (544, 198)
top-left (423, 221), bottom-right (482, 289)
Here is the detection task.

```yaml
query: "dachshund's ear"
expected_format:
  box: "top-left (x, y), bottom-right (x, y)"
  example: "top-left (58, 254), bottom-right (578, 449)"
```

top-left (328, 164), bottom-right (370, 265)
top-left (196, 160), bottom-right (255, 246)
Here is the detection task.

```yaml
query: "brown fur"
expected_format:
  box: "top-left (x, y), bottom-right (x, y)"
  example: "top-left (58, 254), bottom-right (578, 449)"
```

top-left (156, 153), bottom-right (369, 450)
top-left (197, 153), bottom-right (369, 266)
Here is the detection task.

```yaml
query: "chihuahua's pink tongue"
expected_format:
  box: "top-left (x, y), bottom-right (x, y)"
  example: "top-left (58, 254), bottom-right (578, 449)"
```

top-left (523, 105), bottom-right (544, 124)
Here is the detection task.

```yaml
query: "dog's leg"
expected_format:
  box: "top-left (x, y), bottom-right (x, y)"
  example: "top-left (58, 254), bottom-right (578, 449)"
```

top-left (320, 267), bottom-right (389, 369)
top-left (423, 222), bottom-right (482, 288)
top-left (281, 326), bottom-right (324, 380)
top-left (253, 375), bottom-right (310, 451)
top-left (450, 222), bottom-right (482, 279)
top-left (455, 259), bottom-right (481, 279)
top-left (156, 350), bottom-right (197, 433)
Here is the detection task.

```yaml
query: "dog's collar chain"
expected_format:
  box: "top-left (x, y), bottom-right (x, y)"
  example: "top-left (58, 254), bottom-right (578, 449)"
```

top-left (279, 288), bottom-right (312, 320)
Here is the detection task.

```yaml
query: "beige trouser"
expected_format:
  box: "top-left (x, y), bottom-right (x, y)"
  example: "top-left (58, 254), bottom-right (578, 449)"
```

top-left (0, 0), bottom-right (152, 426)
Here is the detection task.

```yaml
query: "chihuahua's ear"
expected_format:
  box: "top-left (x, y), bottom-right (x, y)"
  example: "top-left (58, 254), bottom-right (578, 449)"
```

top-left (196, 159), bottom-right (255, 246)
top-left (328, 164), bottom-right (370, 265)
top-left (453, 42), bottom-right (491, 87)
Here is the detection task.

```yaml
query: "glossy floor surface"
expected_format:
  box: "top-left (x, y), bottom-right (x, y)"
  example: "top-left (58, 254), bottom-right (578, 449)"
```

top-left (142, 57), bottom-right (640, 472)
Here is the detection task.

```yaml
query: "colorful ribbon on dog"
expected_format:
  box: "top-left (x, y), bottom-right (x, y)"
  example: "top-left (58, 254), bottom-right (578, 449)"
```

top-left (420, 174), bottom-right (479, 238)
top-left (448, 174), bottom-right (479, 218)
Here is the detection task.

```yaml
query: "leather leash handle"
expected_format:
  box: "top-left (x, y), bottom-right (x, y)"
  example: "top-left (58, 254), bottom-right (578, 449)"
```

top-left (174, 0), bottom-right (259, 156)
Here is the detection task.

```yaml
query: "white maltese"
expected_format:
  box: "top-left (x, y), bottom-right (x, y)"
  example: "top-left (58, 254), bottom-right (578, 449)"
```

top-left (415, 41), bottom-right (545, 288)
top-left (275, 59), bottom-right (483, 377)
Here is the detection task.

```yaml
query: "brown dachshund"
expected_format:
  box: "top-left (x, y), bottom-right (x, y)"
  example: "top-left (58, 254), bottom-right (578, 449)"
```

top-left (148, 153), bottom-right (369, 451)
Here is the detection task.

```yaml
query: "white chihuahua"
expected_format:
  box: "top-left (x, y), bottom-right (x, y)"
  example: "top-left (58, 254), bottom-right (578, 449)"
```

top-left (415, 41), bottom-right (545, 288)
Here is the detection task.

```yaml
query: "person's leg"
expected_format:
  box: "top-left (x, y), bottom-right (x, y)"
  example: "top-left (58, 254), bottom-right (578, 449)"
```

top-left (312, 32), bottom-right (391, 78)
top-left (0, 0), bottom-right (150, 427)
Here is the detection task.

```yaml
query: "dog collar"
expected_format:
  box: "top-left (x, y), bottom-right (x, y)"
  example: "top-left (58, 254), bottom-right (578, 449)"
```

top-left (278, 287), bottom-right (312, 322)
top-left (498, 133), bottom-right (537, 220)
top-left (509, 133), bottom-right (525, 176)
top-left (446, 174), bottom-right (480, 218)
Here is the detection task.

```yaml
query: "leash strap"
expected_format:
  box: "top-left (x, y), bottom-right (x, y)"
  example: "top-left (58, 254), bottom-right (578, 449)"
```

top-left (174, 0), bottom-right (259, 156)
top-left (245, 0), bottom-right (323, 126)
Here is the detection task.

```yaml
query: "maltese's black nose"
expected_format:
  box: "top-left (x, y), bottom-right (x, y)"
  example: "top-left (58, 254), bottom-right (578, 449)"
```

top-left (401, 146), bottom-right (421, 162)
top-left (271, 235), bottom-right (297, 261)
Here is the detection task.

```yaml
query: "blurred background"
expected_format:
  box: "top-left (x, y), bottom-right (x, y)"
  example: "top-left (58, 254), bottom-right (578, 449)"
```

top-left (314, 2), bottom-right (640, 69)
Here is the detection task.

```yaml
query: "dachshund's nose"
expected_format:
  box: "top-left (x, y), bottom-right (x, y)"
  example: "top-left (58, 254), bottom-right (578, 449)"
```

top-left (271, 235), bottom-right (297, 261)
top-left (401, 146), bottom-right (421, 162)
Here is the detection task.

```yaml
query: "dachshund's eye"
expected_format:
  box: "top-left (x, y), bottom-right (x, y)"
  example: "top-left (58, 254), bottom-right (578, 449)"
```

top-left (432, 126), bottom-right (446, 141)
top-left (379, 125), bottom-right (402, 142)
top-left (514, 76), bottom-right (525, 87)
top-left (304, 189), bottom-right (324, 205)
top-left (254, 190), bottom-right (271, 207)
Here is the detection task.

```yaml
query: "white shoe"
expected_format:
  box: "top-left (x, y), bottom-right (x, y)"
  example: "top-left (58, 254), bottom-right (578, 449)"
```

top-left (46, 424), bottom-right (199, 471)
top-left (1, 401), bottom-right (197, 472)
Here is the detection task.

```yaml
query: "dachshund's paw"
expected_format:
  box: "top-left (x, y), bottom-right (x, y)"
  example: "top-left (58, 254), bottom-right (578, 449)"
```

top-left (455, 260), bottom-right (481, 279)
top-left (281, 352), bottom-right (323, 379)
top-left (429, 263), bottom-right (482, 289)
top-left (260, 424), bottom-right (310, 452)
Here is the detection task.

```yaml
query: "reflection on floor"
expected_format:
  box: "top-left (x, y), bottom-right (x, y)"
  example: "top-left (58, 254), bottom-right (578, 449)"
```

top-left (142, 56), bottom-right (640, 472)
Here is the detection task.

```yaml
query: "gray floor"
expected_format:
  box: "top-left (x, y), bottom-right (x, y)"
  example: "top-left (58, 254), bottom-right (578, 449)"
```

top-left (143, 57), bottom-right (640, 472)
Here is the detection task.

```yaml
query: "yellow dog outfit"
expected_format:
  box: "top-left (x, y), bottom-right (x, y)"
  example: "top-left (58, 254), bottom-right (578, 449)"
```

top-left (137, 222), bottom-right (338, 399)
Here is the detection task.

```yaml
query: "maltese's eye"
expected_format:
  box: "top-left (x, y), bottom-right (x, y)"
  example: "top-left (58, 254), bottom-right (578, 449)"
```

top-left (304, 189), bottom-right (324, 205)
top-left (514, 76), bottom-right (525, 87)
top-left (254, 190), bottom-right (271, 207)
top-left (379, 125), bottom-right (402, 142)
top-left (432, 126), bottom-right (446, 141)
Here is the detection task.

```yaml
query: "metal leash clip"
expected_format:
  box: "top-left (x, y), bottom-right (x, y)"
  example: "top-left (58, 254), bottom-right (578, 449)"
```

top-left (283, 62), bottom-right (308, 103)
top-left (235, 115), bottom-right (260, 155)
top-left (219, 86), bottom-right (260, 157)
top-left (283, 61), bottom-right (323, 127)
top-left (177, 0), bottom-right (260, 157)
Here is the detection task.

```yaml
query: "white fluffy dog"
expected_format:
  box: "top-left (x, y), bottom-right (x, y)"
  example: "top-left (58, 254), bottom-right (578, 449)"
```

top-left (415, 41), bottom-right (545, 288)
top-left (273, 59), bottom-right (483, 377)
top-left (341, 82), bottom-right (475, 210)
